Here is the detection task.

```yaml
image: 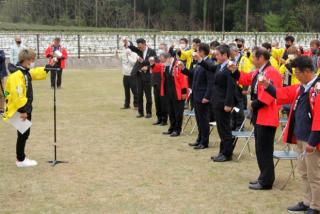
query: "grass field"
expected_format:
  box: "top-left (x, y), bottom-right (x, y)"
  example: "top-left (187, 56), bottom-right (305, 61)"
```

top-left (0, 69), bottom-right (302, 214)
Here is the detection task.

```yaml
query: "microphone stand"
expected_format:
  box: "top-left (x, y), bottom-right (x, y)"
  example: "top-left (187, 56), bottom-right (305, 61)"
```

top-left (46, 67), bottom-right (68, 167)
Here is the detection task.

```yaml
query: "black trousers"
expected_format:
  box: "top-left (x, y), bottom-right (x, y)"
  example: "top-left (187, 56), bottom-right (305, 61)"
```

top-left (167, 98), bottom-right (185, 134)
top-left (194, 102), bottom-right (210, 146)
top-left (51, 69), bottom-right (63, 88)
top-left (16, 113), bottom-right (31, 161)
top-left (153, 84), bottom-right (168, 122)
top-left (254, 124), bottom-right (277, 187)
top-left (214, 108), bottom-right (234, 157)
top-left (136, 74), bottom-right (152, 115)
top-left (123, 75), bottom-right (137, 108)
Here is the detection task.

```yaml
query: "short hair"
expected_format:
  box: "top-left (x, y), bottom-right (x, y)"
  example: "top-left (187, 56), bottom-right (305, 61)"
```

top-left (159, 43), bottom-right (168, 52)
top-left (285, 35), bottom-right (295, 43)
top-left (180, 38), bottom-right (188, 44)
top-left (261, 42), bottom-right (272, 51)
top-left (254, 48), bottom-right (270, 60)
top-left (229, 43), bottom-right (239, 52)
top-left (198, 43), bottom-right (210, 56)
top-left (19, 48), bottom-right (36, 63)
top-left (216, 44), bottom-right (230, 58)
top-left (235, 38), bottom-right (245, 43)
top-left (310, 39), bottom-right (320, 47)
top-left (136, 38), bottom-right (146, 44)
top-left (291, 56), bottom-right (315, 72)
top-left (192, 38), bottom-right (201, 44)
top-left (54, 37), bottom-right (61, 42)
top-left (287, 46), bottom-right (299, 55)
top-left (210, 41), bottom-right (220, 48)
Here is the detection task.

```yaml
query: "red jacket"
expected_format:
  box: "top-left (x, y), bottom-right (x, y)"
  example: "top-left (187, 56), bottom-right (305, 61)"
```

top-left (238, 65), bottom-right (282, 127)
top-left (45, 46), bottom-right (68, 69)
top-left (264, 81), bottom-right (320, 151)
top-left (151, 62), bottom-right (188, 100)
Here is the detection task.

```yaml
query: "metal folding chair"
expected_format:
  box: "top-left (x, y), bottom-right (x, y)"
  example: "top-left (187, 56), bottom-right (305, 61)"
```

top-left (209, 121), bottom-right (217, 147)
top-left (182, 109), bottom-right (196, 134)
top-left (233, 110), bottom-right (255, 160)
top-left (276, 117), bottom-right (288, 144)
top-left (273, 144), bottom-right (299, 190)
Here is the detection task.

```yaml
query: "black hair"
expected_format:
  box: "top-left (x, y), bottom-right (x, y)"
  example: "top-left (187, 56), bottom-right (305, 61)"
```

top-left (210, 41), bottom-right (220, 48)
top-left (192, 38), bottom-right (201, 44)
top-left (198, 43), bottom-right (210, 56)
top-left (216, 44), bottom-right (230, 58)
top-left (180, 38), bottom-right (188, 44)
top-left (136, 38), bottom-right (146, 44)
top-left (255, 48), bottom-right (271, 60)
top-left (162, 52), bottom-right (172, 59)
top-left (285, 35), bottom-right (295, 43)
top-left (291, 56), bottom-right (315, 72)
top-left (261, 42), bottom-right (272, 51)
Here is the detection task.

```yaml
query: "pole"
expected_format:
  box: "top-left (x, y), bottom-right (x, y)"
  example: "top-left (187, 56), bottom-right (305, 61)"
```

top-left (36, 34), bottom-right (40, 59)
top-left (222, 0), bottom-right (225, 32)
top-left (245, 0), bottom-right (249, 32)
top-left (95, 0), bottom-right (98, 27)
top-left (48, 68), bottom-right (68, 166)
top-left (133, 0), bottom-right (136, 28)
top-left (77, 34), bottom-right (81, 59)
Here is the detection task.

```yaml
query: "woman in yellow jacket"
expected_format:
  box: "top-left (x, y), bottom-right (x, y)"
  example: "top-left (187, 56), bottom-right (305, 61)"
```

top-left (3, 48), bottom-right (49, 168)
top-left (278, 46), bottom-right (301, 86)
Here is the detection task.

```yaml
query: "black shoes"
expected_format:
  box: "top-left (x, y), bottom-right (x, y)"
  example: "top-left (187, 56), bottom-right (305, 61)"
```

top-left (287, 202), bottom-right (309, 213)
top-left (170, 131), bottom-right (180, 137)
top-left (145, 114), bottom-right (152, 119)
top-left (160, 121), bottom-right (168, 126)
top-left (163, 131), bottom-right (172, 135)
top-left (136, 114), bottom-right (144, 118)
top-left (248, 182), bottom-right (272, 190)
top-left (249, 180), bottom-right (259, 185)
top-left (189, 142), bottom-right (200, 147)
top-left (212, 154), bottom-right (232, 162)
top-left (121, 106), bottom-right (130, 109)
top-left (153, 121), bottom-right (161, 125)
top-left (194, 144), bottom-right (208, 150)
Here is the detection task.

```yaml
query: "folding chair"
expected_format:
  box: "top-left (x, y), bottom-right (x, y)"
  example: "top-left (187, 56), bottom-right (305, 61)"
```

top-left (182, 89), bottom-right (197, 135)
top-left (273, 144), bottom-right (299, 190)
top-left (233, 110), bottom-right (255, 160)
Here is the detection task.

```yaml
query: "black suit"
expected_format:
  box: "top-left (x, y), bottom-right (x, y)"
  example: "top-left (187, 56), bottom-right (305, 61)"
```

top-left (182, 58), bottom-right (215, 146)
top-left (199, 60), bottom-right (236, 157)
top-left (128, 43), bottom-right (156, 116)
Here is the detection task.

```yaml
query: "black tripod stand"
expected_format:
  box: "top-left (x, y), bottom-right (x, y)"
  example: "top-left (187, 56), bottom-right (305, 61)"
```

top-left (46, 67), bottom-right (68, 167)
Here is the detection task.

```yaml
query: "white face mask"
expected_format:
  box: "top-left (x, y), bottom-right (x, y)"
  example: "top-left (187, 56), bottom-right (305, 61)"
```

top-left (179, 43), bottom-right (187, 50)
top-left (157, 49), bottom-right (165, 56)
top-left (30, 62), bottom-right (35, 68)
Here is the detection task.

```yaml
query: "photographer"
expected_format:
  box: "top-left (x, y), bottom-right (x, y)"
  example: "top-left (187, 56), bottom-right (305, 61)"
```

top-left (279, 46), bottom-right (301, 86)
top-left (3, 48), bottom-right (50, 168)
top-left (45, 37), bottom-right (68, 89)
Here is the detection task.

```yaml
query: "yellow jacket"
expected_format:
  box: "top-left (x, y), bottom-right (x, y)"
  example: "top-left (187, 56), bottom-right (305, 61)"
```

top-left (271, 48), bottom-right (285, 63)
top-left (279, 61), bottom-right (300, 85)
top-left (178, 49), bottom-right (194, 69)
top-left (270, 56), bottom-right (280, 71)
top-left (3, 67), bottom-right (47, 121)
top-left (238, 55), bottom-right (254, 73)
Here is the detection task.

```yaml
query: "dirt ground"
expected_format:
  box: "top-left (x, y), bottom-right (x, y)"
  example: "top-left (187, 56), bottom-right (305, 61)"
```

top-left (0, 69), bottom-right (302, 214)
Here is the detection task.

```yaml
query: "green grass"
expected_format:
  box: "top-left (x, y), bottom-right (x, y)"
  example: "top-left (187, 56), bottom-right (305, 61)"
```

top-left (0, 69), bottom-right (302, 213)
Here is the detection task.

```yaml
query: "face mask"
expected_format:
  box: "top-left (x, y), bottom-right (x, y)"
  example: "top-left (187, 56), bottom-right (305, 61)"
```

top-left (30, 62), bottom-right (35, 68)
top-left (285, 44), bottom-right (291, 49)
top-left (179, 43), bottom-right (187, 50)
top-left (311, 48), bottom-right (318, 55)
top-left (16, 41), bottom-right (21, 45)
top-left (237, 44), bottom-right (243, 49)
top-left (157, 49), bottom-right (165, 56)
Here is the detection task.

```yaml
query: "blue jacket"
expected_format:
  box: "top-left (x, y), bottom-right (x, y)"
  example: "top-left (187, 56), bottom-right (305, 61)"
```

top-left (0, 50), bottom-right (7, 79)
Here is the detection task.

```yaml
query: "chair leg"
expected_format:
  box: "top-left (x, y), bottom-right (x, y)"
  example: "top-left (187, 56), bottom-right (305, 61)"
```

top-left (237, 138), bottom-right (250, 160)
top-left (190, 123), bottom-right (197, 135)
top-left (182, 116), bottom-right (191, 133)
top-left (280, 163), bottom-right (298, 190)
top-left (290, 160), bottom-right (295, 177)
top-left (274, 159), bottom-right (280, 168)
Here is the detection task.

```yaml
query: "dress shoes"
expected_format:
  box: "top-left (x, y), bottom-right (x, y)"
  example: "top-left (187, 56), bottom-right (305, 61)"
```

top-left (194, 144), bottom-right (208, 150)
top-left (170, 131), bottom-right (180, 137)
top-left (248, 182), bottom-right (272, 190)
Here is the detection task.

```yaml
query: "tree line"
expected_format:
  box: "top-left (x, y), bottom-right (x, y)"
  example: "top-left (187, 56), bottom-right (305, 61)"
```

top-left (0, 0), bottom-right (319, 32)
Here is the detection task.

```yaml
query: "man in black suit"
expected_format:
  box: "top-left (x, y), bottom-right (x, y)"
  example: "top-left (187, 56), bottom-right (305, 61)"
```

top-left (125, 38), bottom-right (156, 118)
top-left (198, 44), bottom-right (236, 162)
top-left (180, 43), bottom-right (215, 149)
top-left (0, 49), bottom-right (7, 115)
